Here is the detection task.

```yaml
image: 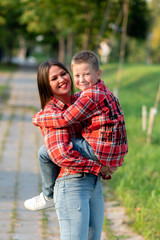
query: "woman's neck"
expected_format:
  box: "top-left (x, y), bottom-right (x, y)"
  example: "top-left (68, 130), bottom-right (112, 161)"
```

top-left (56, 94), bottom-right (71, 105)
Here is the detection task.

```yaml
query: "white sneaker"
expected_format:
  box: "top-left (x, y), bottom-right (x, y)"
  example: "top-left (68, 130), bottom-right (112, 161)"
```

top-left (24, 192), bottom-right (54, 211)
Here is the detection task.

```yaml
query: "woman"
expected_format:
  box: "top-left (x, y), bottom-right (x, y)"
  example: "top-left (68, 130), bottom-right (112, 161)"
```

top-left (34, 59), bottom-right (110, 240)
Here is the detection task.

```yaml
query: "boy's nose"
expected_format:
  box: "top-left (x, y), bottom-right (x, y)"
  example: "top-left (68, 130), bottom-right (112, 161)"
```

top-left (79, 75), bottom-right (85, 82)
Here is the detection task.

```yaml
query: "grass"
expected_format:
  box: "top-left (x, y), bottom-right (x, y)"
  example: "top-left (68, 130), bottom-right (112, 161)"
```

top-left (102, 63), bottom-right (160, 240)
top-left (0, 62), bottom-right (17, 72)
top-left (0, 63), bottom-right (17, 103)
top-left (103, 217), bottom-right (118, 240)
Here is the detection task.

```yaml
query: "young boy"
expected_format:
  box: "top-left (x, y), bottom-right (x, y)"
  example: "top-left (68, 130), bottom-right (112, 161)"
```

top-left (24, 51), bottom-right (128, 211)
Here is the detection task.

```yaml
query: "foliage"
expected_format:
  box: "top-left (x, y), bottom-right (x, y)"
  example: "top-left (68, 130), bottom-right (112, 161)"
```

top-left (0, 0), bottom-right (24, 60)
top-left (102, 63), bottom-right (160, 240)
top-left (148, 0), bottom-right (160, 63)
top-left (125, 37), bottom-right (146, 63)
top-left (0, 0), bottom-right (152, 63)
top-left (127, 0), bottom-right (151, 40)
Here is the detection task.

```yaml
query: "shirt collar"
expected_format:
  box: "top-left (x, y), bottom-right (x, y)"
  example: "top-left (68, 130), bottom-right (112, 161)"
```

top-left (49, 96), bottom-right (68, 110)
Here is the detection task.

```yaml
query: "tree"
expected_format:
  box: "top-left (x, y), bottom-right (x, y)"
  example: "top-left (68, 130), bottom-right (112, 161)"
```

top-left (20, 0), bottom-right (113, 64)
top-left (127, 0), bottom-right (150, 40)
top-left (0, 0), bottom-right (152, 64)
top-left (148, 0), bottom-right (160, 63)
top-left (0, 0), bottom-right (24, 62)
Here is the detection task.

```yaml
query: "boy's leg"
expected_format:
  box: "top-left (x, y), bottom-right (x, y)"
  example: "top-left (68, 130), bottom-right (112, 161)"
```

top-left (71, 137), bottom-right (98, 160)
top-left (24, 145), bottom-right (59, 211)
top-left (38, 145), bottom-right (59, 198)
top-left (71, 137), bottom-right (110, 180)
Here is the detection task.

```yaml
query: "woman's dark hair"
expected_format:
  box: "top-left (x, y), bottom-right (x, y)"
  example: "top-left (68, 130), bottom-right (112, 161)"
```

top-left (37, 59), bottom-right (74, 109)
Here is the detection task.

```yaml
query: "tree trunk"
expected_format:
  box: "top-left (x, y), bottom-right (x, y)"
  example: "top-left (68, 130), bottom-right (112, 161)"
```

top-left (82, 12), bottom-right (93, 50)
top-left (116, 0), bottom-right (129, 97)
top-left (96, 0), bottom-right (113, 49)
top-left (66, 33), bottom-right (73, 69)
top-left (58, 36), bottom-right (65, 63)
top-left (82, 26), bottom-right (90, 50)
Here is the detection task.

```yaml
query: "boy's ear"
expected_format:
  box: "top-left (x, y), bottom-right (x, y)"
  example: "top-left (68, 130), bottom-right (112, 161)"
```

top-left (98, 69), bottom-right (102, 79)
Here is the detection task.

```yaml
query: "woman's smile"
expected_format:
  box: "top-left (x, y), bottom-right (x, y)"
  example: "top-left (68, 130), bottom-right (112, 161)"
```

top-left (49, 65), bottom-right (71, 102)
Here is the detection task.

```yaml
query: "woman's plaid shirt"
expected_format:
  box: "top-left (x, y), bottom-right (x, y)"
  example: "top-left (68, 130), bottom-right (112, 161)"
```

top-left (34, 98), bottom-right (101, 178)
top-left (33, 80), bottom-right (128, 171)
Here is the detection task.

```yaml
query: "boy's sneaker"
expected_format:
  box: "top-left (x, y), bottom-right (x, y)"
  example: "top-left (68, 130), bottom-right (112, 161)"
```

top-left (24, 192), bottom-right (54, 211)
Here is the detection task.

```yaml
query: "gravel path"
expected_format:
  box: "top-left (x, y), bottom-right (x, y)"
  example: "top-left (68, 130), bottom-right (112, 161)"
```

top-left (0, 67), bottom-right (145, 240)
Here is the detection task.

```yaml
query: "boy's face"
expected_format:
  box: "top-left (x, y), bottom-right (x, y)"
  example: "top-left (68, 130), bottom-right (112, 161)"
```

top-left (72, 63), bottom-right (101, 91)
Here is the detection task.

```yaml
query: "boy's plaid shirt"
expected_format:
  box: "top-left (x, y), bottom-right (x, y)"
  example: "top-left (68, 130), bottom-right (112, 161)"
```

top-left (35, 99), bottom-right (101, 178)
top-left (33, 80), bottom-right (128, 171)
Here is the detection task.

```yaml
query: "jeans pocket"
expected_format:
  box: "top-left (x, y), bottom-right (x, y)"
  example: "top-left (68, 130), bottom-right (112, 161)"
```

top-left (54, 181), bottom-right (61, 204)
top-left (56, 173), bottom-right (86, 183)
top-left (68, 173), bottom-right (86, 181)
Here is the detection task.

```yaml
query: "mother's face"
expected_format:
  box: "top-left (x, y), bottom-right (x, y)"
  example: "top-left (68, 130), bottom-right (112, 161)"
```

top-left (48, 65), bottom-right (71, 100)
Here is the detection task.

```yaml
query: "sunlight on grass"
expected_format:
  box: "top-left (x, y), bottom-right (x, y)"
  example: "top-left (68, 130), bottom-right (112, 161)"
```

top-left (102, 63), bottom-right (160, 240)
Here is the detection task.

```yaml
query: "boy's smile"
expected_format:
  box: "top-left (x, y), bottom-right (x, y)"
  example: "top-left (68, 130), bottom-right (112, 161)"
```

top-left (72, 63), bottom-right (101, 91)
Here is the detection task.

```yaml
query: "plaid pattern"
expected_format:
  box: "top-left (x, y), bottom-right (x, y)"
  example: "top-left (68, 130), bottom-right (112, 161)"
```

top-left (34, 98), bottom-right (101, 178)
top-left (33, 80), bottom-right (128, 170)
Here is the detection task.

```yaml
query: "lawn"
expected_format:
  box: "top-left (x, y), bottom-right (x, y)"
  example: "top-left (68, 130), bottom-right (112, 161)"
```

top-left (102, 63), bottom-right (160, 240)
top-left (0, 62), bottom-right (17, 72)
top-left (0, 63), bottom-right (17, 99)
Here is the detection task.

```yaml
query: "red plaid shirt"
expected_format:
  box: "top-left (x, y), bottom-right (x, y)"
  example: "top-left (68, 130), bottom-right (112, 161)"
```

top-left (33, 80), bottom-right (128, 169)
top-left (33, 98), bottom-right (101, 178)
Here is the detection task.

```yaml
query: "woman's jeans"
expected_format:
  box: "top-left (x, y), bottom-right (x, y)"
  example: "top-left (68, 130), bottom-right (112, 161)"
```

top-left (38, 137), bottom-right (98, 198)
top-left (54, 173), bottom-right (104, 240)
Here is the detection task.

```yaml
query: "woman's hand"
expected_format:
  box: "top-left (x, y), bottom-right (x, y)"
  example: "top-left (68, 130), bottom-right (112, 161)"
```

top-left (100, 165), bottom-right (118, 176)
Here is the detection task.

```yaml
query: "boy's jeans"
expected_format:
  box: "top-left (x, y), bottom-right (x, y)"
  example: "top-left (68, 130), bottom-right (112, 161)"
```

top-left (38, 145), bottom-right (59, 198)
top-left (38, 137), bottom-right (98, 198)
top-left (71, 137), bottom-right (98, 160)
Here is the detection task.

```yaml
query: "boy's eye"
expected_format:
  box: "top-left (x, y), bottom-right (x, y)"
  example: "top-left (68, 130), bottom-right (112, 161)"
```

top-left (85, 73), bottom-right (90, 76)
top-left (75, 74), bottom-right (79, 78)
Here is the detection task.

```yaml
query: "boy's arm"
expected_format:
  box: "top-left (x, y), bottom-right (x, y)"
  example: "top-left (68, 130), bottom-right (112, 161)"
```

top-left (43, 127), bottom-right (102, 175)
top-left (32, 95), bottom-right (98, 128)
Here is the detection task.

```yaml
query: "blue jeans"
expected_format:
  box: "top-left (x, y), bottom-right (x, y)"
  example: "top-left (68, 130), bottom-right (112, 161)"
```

top-left (38, 145), bottom-right (60, 198)
top-left (38, 138), bottom-right (97, 198)
top-left (71, 137), bottom-right (98, 161)
top-left (54, 173), bottom-right (104, 240)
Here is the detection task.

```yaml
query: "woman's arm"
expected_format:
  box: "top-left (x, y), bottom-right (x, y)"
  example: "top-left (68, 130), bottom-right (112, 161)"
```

top-left (43, 127), bottom-right (102, 176)
top-left (33, 95), bottom-right (99, 128)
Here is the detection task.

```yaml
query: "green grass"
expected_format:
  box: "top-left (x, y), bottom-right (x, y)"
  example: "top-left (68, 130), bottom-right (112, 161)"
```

top-left (103, 217), bottom-right (118, 240)
top-left (0, 63), bottom-right (17, 101)
top-left (0, 62), bottom-right (17, 72)
top-left (102, 63), bottom-right (160, 240)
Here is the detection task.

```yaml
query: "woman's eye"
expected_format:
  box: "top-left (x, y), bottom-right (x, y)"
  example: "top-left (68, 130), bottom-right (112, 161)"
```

top-left (61, 72), bottom-right (66, 76)
top-left (51, 77), bottom-right (57, 81)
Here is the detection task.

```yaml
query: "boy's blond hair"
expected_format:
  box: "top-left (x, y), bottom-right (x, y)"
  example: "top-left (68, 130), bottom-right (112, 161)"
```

top-left (71, 50), bottom-right (100, 71)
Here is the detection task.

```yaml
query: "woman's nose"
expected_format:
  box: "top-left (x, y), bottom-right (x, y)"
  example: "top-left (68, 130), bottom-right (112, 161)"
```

top-left (58, 75), bottom-right (64, 81)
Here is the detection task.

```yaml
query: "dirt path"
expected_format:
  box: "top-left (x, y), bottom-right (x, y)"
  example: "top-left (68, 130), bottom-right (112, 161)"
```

top-left (0, 67), bottom-right (145, 240)
top-left (102, 187), bottom-right (145, 240)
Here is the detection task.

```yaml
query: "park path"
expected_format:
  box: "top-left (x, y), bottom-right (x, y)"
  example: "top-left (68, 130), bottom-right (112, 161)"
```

top-left (0, 67), bottom-right (60, 240)
top-left (0, 67), bottom-right (145, 240)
